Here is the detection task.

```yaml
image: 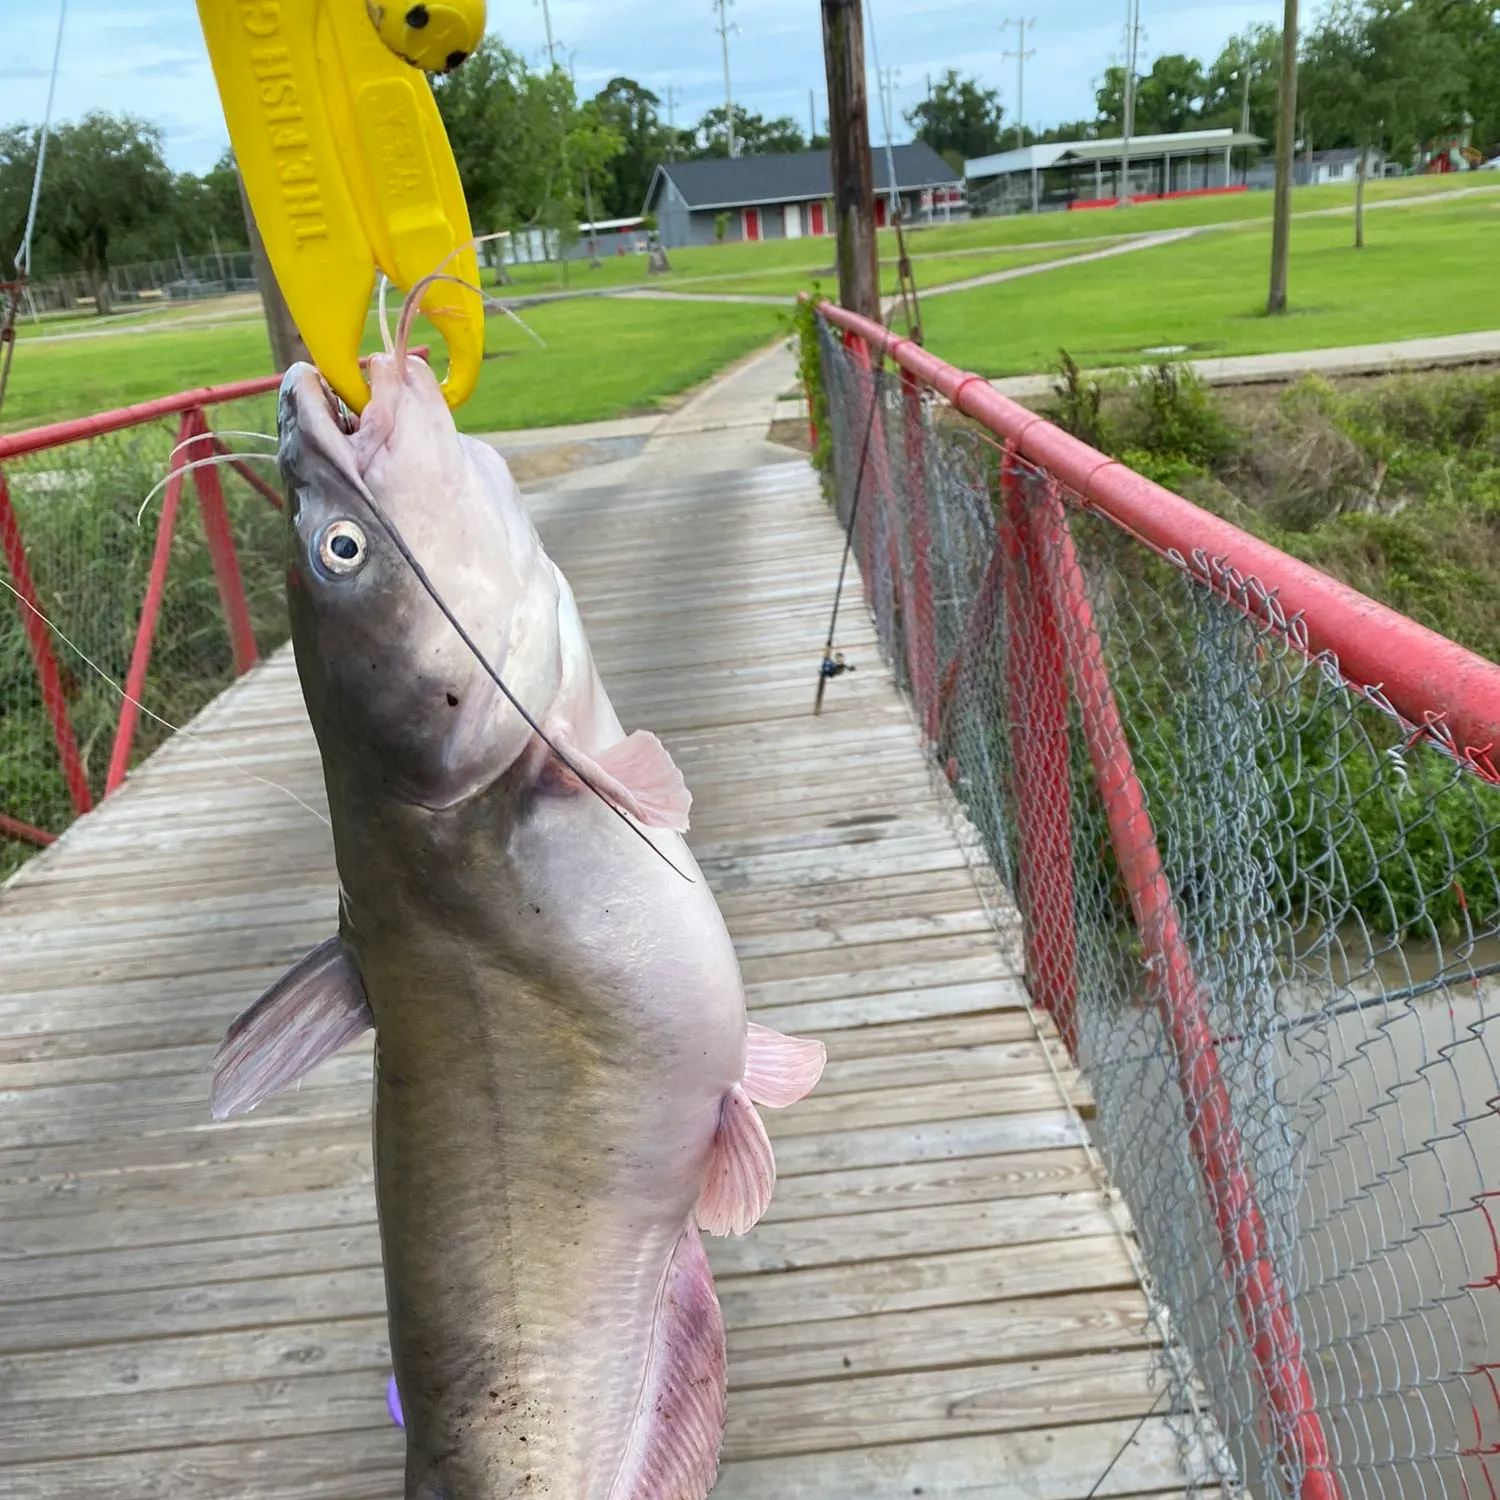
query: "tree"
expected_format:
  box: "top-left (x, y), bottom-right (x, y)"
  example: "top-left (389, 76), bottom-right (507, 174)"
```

top-left (1202, 26), bottom-right (1283, 141)
top-left (1299, 0), bottom-right (1468, 160)
top-left (591, 77), bottom-right (667, 218)
top-left (0, 126), bottom-right (38, 268)
top-left (432, 36), bottom-right (533, 229)
top-left (1097, 54), bottom-right (1207, 134)
top-left (29, 114), bottom-right (173, 314)
top-left (689, 108), bottom-right (805, 158)
top-left (905, 71), bottom-right (1004, 161)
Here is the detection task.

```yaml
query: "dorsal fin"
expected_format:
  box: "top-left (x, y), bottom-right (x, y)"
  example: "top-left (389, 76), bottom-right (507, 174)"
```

top-left (610, 1224), bottom-right (726, 1500)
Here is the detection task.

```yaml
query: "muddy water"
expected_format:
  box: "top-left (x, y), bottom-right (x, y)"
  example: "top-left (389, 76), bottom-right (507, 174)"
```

top-left (1085, 940), bottom-right (1500, 1500)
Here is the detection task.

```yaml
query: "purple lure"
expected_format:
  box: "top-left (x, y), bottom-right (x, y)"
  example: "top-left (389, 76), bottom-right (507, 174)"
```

top-left (387, 1373), bottom-right (404, 1428)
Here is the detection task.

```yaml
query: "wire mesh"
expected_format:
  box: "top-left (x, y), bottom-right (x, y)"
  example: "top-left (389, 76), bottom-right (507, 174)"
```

top-left (0, 399), bottom-right (289, 880)
top-left (818, 317), bottom-right (1500, 1500)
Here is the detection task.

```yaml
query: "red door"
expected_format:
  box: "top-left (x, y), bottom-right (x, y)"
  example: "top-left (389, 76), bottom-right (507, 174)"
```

top-left (875, 196), bottom-right (888, 228)
top-left (809, 201), bottom-right (827, 236)
top-left (742, 207), bottom-right (761, 241)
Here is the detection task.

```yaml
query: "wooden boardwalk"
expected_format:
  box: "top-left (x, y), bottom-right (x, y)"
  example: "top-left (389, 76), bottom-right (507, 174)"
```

top-left (0, 458), bottom-right (1195, 1498)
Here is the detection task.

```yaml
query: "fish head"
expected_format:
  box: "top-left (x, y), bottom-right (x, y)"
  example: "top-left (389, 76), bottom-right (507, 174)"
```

top-left (277, 353), bottom-right (560, 808)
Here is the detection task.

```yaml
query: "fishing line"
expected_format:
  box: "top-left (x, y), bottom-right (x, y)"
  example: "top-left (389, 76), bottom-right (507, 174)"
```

top-left (813, 328), bottom-right (893, 713)
top-left (341, 483), bottom-right (694, 883)
top-left (0, 576), bottom-right (332, 828)
top-left (1085, 1384), bottom-right (1171, 1499)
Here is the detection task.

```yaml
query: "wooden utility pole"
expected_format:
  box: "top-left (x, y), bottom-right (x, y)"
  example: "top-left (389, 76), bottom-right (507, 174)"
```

top-left (236, 172), bottom-right (310, 373)
top-left (1354, 145), bottom-right (1367, 248)
top-left (821, 0), bottom-right (878, 320)
top-left (1267, 0), bottom-right (1299, 314)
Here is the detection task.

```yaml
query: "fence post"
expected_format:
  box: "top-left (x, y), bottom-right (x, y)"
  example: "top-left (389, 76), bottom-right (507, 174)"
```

top-left (0, 469), bottom-right (94, 817)
top-left (1030, 476), bottom-right (1340, 1500)
top-left (1001, 460), bottom-right (1078, 1055)
top-left (901, 368), bottom-right (939, 733)
top-left (104, 411), bottom-right (195, 795)
top-left (845, 333), bottom-right (880, 598)
top-left (190, 409), bottom-right (260, 676)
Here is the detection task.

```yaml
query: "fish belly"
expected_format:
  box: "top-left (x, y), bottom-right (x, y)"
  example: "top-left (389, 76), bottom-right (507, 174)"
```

top-left (372, 969), bottom-right (727, 1500)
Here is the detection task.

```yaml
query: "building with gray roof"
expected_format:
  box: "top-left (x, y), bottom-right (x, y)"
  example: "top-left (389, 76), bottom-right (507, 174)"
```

top-left (643, 144), bottom-right (965, 248)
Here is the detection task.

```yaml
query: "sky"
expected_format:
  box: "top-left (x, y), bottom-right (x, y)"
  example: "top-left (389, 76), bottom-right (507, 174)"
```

top-left (4, 0), bottom-right (1285, 174)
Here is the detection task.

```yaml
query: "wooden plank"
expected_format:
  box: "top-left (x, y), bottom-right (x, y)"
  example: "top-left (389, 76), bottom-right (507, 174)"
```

top-left (711, 1418), bottom-right (1204, 1499)
top-left (726, 1288), bottom-right (1152, 1388)
top-left (722, 1349), bottom-right (1162, 1459)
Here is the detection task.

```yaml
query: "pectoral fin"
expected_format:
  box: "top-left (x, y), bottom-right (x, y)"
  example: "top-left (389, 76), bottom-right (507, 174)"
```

top-left (695, 1084), bottom-right (775, 1237)
top-left (210, 937), bottom-right (372, 1121)
top-left (541, 725), bottom-right (692, 833)
top-left (744, 1022), bottom-right (826, 1108)
top-left (613, 1224), bottom-right (726, 1500)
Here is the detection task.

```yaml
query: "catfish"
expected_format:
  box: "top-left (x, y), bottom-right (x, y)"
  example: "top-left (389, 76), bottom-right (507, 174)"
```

top-left (210, 350), bottom-right (824, 1500)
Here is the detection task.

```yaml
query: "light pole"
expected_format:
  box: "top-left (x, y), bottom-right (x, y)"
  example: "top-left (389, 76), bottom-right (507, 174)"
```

top-left (568, 52), bottom-right (599, 267)
top-left (1118, 0), bottom-right (1140, 205)
top-left (535, 0), bottom-right (557, 69)
top-left (715, 0), bottom-right (738, 157)
top-left (1000, 17), bottom-right (1036, 151)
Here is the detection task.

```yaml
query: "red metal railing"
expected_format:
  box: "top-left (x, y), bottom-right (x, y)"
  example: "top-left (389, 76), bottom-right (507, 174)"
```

top-left (0, 374), bottom-right (288, 840)
top-left (817, 299), bottom-right (1500, 1500)
top-left (1, 352), bottom-right (429, 851)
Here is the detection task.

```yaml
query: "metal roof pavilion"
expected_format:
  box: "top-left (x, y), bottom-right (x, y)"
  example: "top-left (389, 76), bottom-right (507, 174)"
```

top-left (966, 128), bottom-right (1264, 180)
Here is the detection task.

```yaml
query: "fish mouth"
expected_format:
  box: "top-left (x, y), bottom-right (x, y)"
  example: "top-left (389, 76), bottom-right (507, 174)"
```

top-left (279, 364), bottom-right (374, 491)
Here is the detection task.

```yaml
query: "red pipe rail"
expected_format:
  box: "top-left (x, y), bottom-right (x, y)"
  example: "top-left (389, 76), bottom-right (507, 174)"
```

top-left (819, 299), bottom-right (1364, 1500)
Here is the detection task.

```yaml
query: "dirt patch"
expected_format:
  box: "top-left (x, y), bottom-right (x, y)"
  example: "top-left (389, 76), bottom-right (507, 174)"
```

top-left (500, 444), bottom-right (593, 485)
top-left (767, 419), bottom-right (813, 455)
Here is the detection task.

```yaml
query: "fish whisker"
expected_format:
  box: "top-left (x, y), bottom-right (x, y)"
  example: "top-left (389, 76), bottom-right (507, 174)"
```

top-left (394, 231), bottom-right (516, 365)
top-left (167, 430), bottom-right (278, 464)
top-left (402, 272), bottom-right (548, 349)
top-left (378, 273), bottom-right (395, 357)
top-left (135, 452), bottom-right (281, 526)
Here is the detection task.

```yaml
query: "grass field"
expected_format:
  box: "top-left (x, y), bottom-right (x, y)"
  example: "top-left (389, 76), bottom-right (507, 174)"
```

top-left (487, 174), bottom-right (1489, 297)
top-left (922, 191), bottom-right (1500, 375)
top-left (1, 296), bottom-right (782, 434)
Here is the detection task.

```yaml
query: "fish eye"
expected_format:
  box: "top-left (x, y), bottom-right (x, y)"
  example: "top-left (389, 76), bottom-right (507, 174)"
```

top-left (316, 520), bottom-right (369, 577)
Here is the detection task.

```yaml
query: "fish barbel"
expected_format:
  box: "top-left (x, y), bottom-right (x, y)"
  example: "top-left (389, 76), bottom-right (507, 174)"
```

top-left (209, 350), bottom-right (824, 1500)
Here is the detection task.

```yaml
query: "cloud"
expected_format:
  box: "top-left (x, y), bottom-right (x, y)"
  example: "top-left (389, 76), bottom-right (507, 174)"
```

top-left (3, 0), bottom-right (1283, 174)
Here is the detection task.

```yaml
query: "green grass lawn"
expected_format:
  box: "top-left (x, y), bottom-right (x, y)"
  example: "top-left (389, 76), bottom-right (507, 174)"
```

top-left (484, 177), bottom-right (1494, 298)
top-left (921, 192), bottom-right (1500, 376)
top-left (1, 294), bottom-right (782, 435)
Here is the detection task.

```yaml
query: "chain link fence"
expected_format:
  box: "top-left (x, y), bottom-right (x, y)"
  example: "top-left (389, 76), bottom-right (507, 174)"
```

top-left (816, 310), bottom-right (1500, 1500)
top-left (0, 389), bottom-right (290, 880)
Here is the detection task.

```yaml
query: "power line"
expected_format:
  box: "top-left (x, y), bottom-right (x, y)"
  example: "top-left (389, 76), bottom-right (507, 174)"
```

top-left (999, 17), bottom-right (1035, 149)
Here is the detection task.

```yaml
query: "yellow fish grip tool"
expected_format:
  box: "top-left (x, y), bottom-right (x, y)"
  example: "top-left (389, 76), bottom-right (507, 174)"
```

top-left (195, 0), bottom-right (488, 414)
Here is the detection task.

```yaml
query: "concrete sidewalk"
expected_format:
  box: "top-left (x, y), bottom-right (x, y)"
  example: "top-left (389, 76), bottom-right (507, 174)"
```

top-left (985, 328), bottom-right (1500, 401)
top-left (478, 337), bottom-right (802, 489)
